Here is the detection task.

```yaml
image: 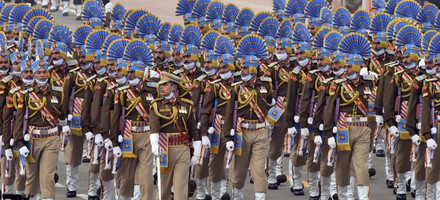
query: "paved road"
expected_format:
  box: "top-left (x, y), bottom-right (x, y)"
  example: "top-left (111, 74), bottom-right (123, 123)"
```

top-left (12, 1), bottom-right (399, 199)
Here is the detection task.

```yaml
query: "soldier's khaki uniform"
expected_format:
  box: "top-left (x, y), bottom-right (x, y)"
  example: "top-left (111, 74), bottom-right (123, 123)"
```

top-left (149, 96), bottom-right (200, 200)
top-left (110, 81), bottom-right (157, 199)
top-left (62, 68), bottom-right (94, 193)
top-left (14, 84), bottom-right (65, 199)
top-left (421, 77), bottom-right (440, 199)
top-left (225, 77), bottom-right (272, 196)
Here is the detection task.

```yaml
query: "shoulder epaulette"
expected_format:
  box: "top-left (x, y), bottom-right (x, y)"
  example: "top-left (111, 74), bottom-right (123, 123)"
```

top-left (1, 75), bottom-right (13, 83)
top-left (231, 81), bottom-right (243, 86)
top-left (67, 59), bottom-right (78, 66)
top-left (173, 69), bottom-right (184, 75)
top-left (196, 74), bottom-right (207, 82)
top-left (146, 82), bottom-right (158, 88)
top-left (335, 78), bottom-right (347, 84)
top-left (9, 86), bottom-right (21, 94)
top-left (117, 85), bottom-right (130, 91)
top-left (52, 86), bottom-right (63, 92)
top-left (309, 69), bottom-right (320, 74)
top-left (292, 66), bottom-right (301, 74)
top-left (69, 67), bottom-right (80, 73)
top-left (415, 74), bottom-right (427, 82)
top-left (86, 74), bottom-right (97, 82)
top-left (268, 62), bottom-right (278, 67)
top-left (208, 79), bottom-right (221, 84)
top-left (322, 77), bottom-right (334, 84)
top-left (21, 88), bottom-right (33, 94)
top-left (394, 70), bottom-right (404, 76)
top-left (260, 77), bottom-right (272, 82)
top-left (181, 98), bottom-right (194, 105)
top-left (97, 76), bottom-right (108, 82)
top-left (362, 75), bottom-right (376, 81)
top-left (425, 78), bottom-right (437, 82)
top-left (108, 83), bottom-right (119, 90)
top-left (48, 65), bottom-right (54, 71)
top-left (234, 71), bottom-right (241, 76)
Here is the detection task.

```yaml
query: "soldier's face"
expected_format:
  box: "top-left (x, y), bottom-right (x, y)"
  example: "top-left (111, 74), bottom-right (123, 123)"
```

top-left (372, 41), bottom-right (382, 51)
top-left (52, 51), bottom-right (61, 60)
top-left (426, 60), bottom-right (435, 69)
top-left (317, 56), bottom-right (325, 67)
top-left (127, 70), bottom-right (135, 80)
top-left (436, 64), bottom-right (440, 73)
top-left (94, 60), bottom-right (101, 70)
top-left (116, 68), bottom-right (125, 78)
top-left (241, 67), bottom-right (250, 75)
top-left (159, 82), bottom-right (173, 96)
top-left (295, 50), bottom-right (306, 61)
top-left (0, 57), bottom-right (9, 69)
top-left (154, 50), bottom-right (165, 63)
top-left (345, 65), bottom-right (355, 75)
top-left (308, 26), bottom-right (315, 36)
top-left (395, 48), bottom-right (402, 61)
top-left (108, 61), bottom-right (116, 73)
top-left (5, 30), bottom-right (13, 39)
top-left (35, 68), bottom-right (48, 80)
top-left (402, 54), bottom-right (411, 65)
top-left (12, 60), bottom-right (21, 72)
top-left (218, 64), bottom-right (229, 74)
top-left (331, 60), bottom-right (340, 70)
top-left (22, 68), bottom-right (33, 79)
top-left (204, 58), bottom-right (214, 69)
top-left (172, 52), bottom-right (182, 64)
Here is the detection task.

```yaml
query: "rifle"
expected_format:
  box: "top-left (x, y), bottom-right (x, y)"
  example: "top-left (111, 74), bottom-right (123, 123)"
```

top-left (426, 100), bottom-right (436, 168)
top-left (411, 96), bottom-right (423, 162)
top-left (390, 89), bottom-right (402, 154)
top-left (112, 106), bottom-right (126, 174)
top-left (298, 90), bottom-right (315, 156)
top-left (197, 94), bottom-right (204, 129)
top-left (226, 101), bottom-right (238, 169)
top-left (104, 149), bottom-right (112, 170)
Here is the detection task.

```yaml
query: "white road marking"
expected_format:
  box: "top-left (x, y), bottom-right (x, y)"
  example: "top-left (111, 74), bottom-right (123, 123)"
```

top-left (77, 194), bottom-right (89, 199)
top-left (55, 183), bottom-right (65, 188)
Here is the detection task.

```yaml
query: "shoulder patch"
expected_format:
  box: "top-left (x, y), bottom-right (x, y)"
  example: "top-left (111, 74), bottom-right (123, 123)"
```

top-left (69, 67), bottom-right (80, 73)
top-left (67, 59), bottom-right (78, 66)
top-left (181, 98), bottom-right (194, 105)
top-left (394, 70), bottom-right (404, 76)
top-left (335, 78), bottom-right (347, 84)
top-left (292, 66), bottom-right (301, 74)
top-left (97, 77), bottom-right (108, 82)
top-left (260, 77), bottom-right (272, 82)
top-left (1, 75), bottom-right (13, 83)
top-left (362, 75), bottom-right (375, 81)
top-left (52, 86), bottom-right (63, 92)
top-left (86, 74), bottom-right (97, 82)
top-left (425, 78), bottom-right (438, 82)
top-left (107, 83), bottom-right (119, 90)
top-left (309, 69), bottom-right (320, 74)
top-left (173, 69), bottom-right (184, 75)
top-left (9, 86), bottom-right (21, 94)
top-left (147, 82), bottom-right (158, 88)
top-left (231, 81), bottom-right (243, 86)
top-left (322, 77), bottom-right (334, 84)
top-left (234, 71), bottom-right (241, 77)
top-left (208, 79), bottom-right (221, 84)
top-left (415, 74), bottom-right (427, 82)
top-left (196, 74), bottom-right (207, 81)
top-left (117, 85), bottom-right (130, 91)
top-left (268, 62), bottom-right (278, 67)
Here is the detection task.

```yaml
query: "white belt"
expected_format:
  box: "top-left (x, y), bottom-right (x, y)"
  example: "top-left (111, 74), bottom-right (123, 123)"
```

top-left (131, 126), bottom-right (150, 132)
top-left (345, 117), bottom-right (368, 123)
top-left (32, 127), bottom-right (58, 135)
top-left (241, 122), bottom-right (266, 129)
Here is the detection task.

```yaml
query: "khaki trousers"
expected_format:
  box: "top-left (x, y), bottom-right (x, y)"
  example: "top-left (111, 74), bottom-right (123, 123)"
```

top-left (65, 134), bottom-right (85, 167)
top-left (426, 126), bottom-right (440, 184)
top-left (336, 126), bottom-right (370, 187)
top-left (268, 112), bottom-right (287, 160)
top-left (195, 155), bottom-right (209, 179)
top-left (231, 128), bottom-right (269, 193)
top-left (209, 135), bottom-right (228, 183)
top-left (414, 142), bottom-right (426, 182)
top-left (117, 132), bottom-right (154, 199)
top-left (25, 136), bottom-right (60, 199)
top-left (89, 148), bottom-right (114, 181)
top-left (157, 145), bottom-right (190, 200)
top-left (1, 155), bottom-right (26, 191)
top-left (395, 139), bottom-right (412, 173)
top-left (320, 141), bottom-right (334, 177)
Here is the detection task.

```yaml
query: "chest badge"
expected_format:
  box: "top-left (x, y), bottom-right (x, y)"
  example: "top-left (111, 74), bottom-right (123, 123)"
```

top-left (259, 86), bottom-right (267, 94)
top-left (50, 96), bottom-right (59, 104)
top-left (179, 106), bottom-right (188, 114)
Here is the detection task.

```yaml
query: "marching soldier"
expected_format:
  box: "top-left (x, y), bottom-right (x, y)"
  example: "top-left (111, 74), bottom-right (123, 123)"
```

top-left (323, 33), bottom-right (373, 199)
top-left (149, 71), bottom-right (202, 200)
top-left (110, 40), bottom-right (157, 199)
top-left (14, 59), bottom-right (70, 200)
top-left (200, 35), bottom-right (235, 200)
top-left (226, 34), bottom-right (272, 200)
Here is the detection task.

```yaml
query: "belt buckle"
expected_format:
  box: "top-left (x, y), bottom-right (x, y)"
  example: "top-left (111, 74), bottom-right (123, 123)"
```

top-left (41, 130), bottom-right (49, 135)
top-left (249, 123), bottom-right (257, 129)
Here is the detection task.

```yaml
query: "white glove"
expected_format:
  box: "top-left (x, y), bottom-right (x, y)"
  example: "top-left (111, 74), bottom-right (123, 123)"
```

top-left (191, 141), bottom-right (202, 166)
top-left (307, 117), bottom-right (313, 125)
top-left (104, 139), bottom-right (113, 151)
top-left (328, 136), bottom-right (336, 149)
top-left (62, 125), bottom-right (70, 135)
top-left (287, 127), bottom-right (297, 136)
top-left (67, 114), bottom-right (73, 121)
top-left (23, 134), bottom-right (31, 141)
top-left (118, 135), bottom-right (123, 143)
top-left (300, 128), bottom-right (309, 138)
top-left (113, 146), bottom-right (122, 158)
top-left (5, 149), bottom-right (13, 161)
top-left (85, 132), bottom-right (94, 141)
top-left (411, 135), bottom-right (421, 145)
top-left (314, 135), bottom-right (323, 145)
top-left (389, 126), bottom-right (399, 137)
top-left (202, 136), bottom-right (210, 148)
top-left (395, 115), bottom-right (402, 123)
top-left (427, 138), bottom-right (437, 150)
top-left (230, 129), bottom-right (235, 136)
top-left (376, 115), bottom-right (384, 126)
top-left (0, 135), bottom-right (2, 146)
top-left (268, 98), bottom-right (276, 106)
top-left (197, 122), bottom-right (201, 129)
top-left (359, 67), bottom-right (369, 76)
top-left (58, 118), bottom-right (67, 126)
top-left (104, 2), bottom-right (113, 13)
top-left (150, 133), bottom-right (160, 157)
top-left (294, 115), bottom-right (300, 123)
top-left (208, 127), bottom-right (215, 134)
top-left (332, 126), bottom-right (338, 133)
top-left (431, 127), bottom-right (437, 134)
top-left (226, 141), bottom-right (234, 151)
top-left (9, 139), bottom-right (14, 147)
top-left (19, 146), bottom-right (29, 157)
top-left (419, 59), bottom-right (426, 69)
top-left (94, 134), bottom-right (104, 146)
top-left (149, 70), bottom-right (160, 79)
top-left (416, 122), bottom-right (421, 130)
